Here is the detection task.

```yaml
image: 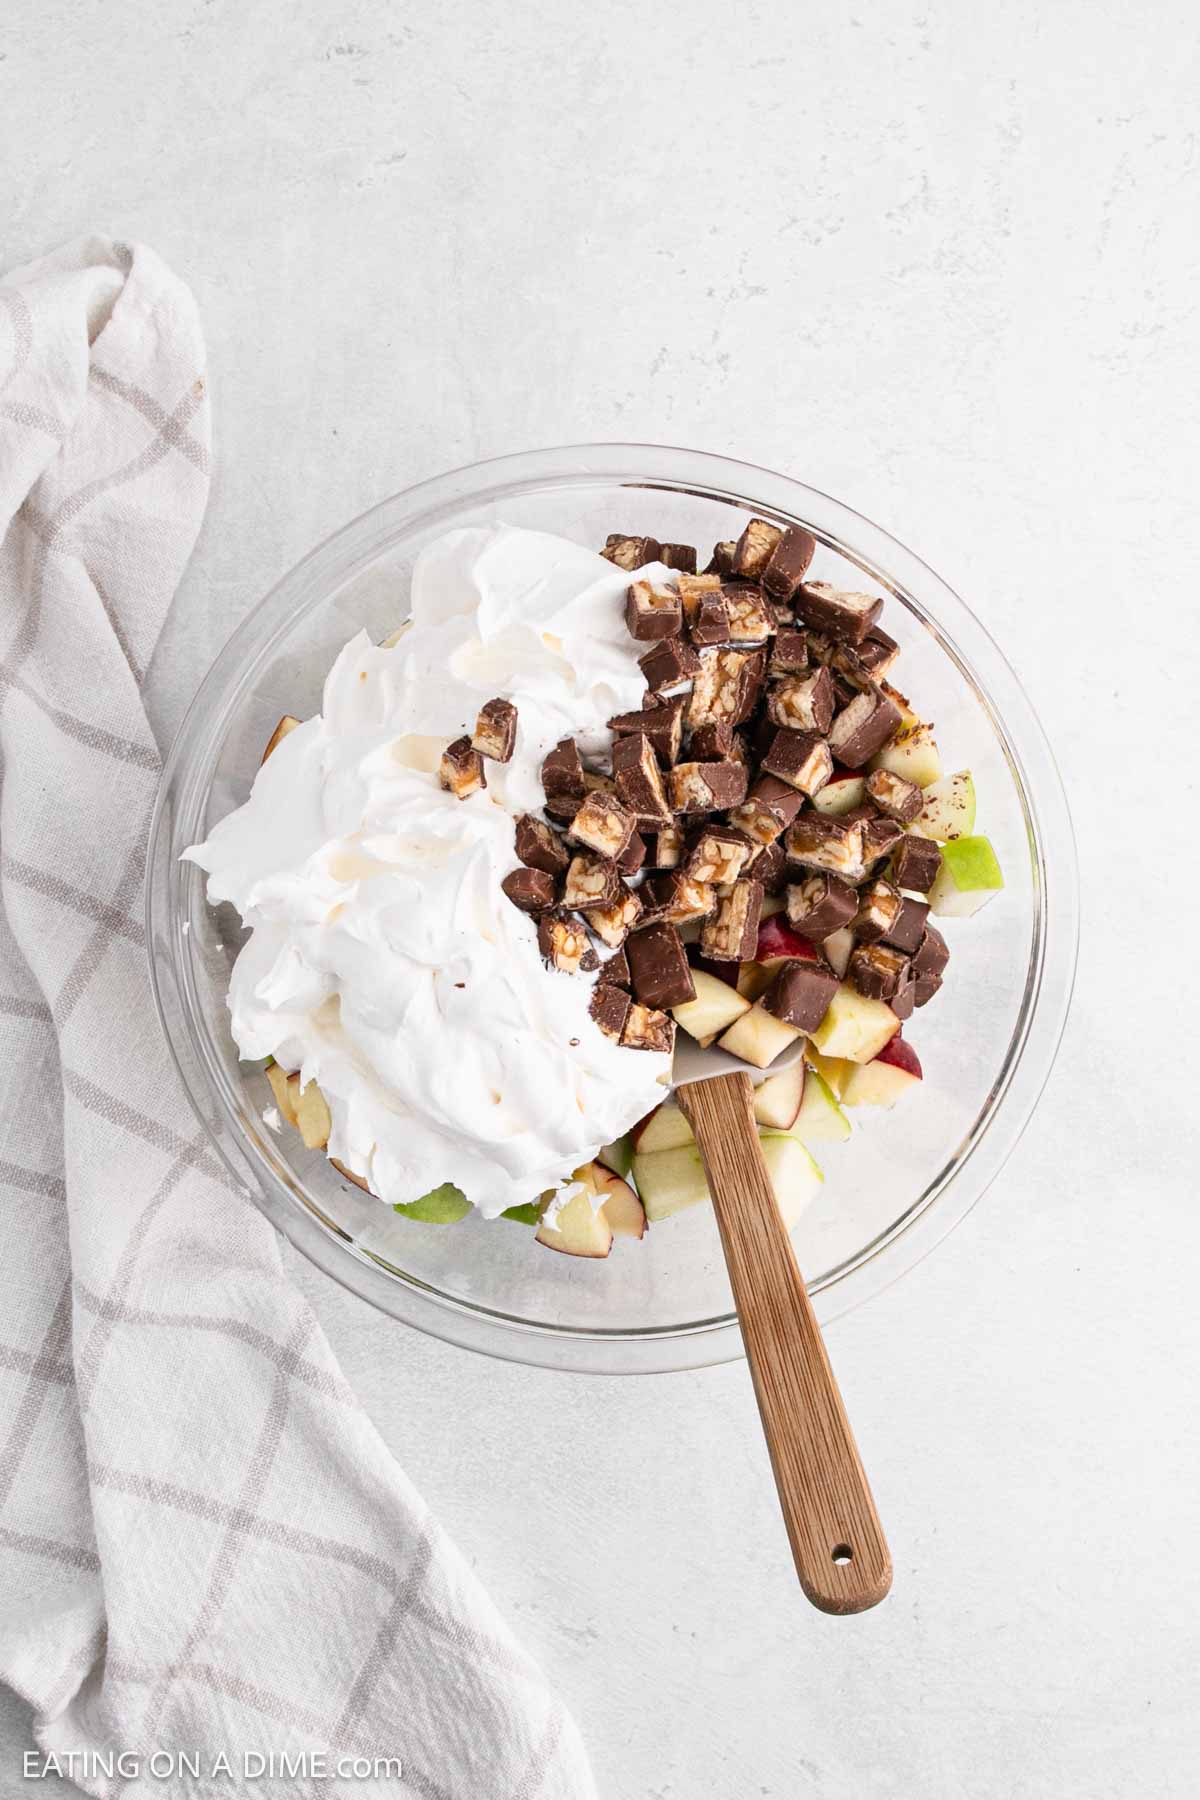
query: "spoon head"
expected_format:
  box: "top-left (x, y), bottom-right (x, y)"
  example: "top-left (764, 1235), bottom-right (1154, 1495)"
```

top-left (671, 1031), bottom-right (807, 1092)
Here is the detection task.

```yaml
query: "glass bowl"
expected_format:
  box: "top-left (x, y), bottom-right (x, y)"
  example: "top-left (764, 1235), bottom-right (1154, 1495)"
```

top-left (146, 445), bottom-right (1077, 1374)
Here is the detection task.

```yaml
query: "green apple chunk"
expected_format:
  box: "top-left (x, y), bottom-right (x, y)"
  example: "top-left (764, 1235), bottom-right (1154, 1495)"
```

top-left (631, 1100), bottom-right (695, 1152)
top-left (597, 1134), bottom-right (634, 1178)
top-left (633, 1134), bottom-right (822, 1231)
top-left (871, 721), bottom-right (942, 788)
top-left (809, 984), bottom-right (900, 1063)
top-left (672, 968), bottom-right (751, 1046)
top-left (718, 1001), bottom-right (803, 1069)
top-left (756, 1133), bottom-right (824, 1230)
top-left (792, 1068), bottom-right (851, 1142)
top-left (810, 773), bottom-right (866, 816)
top-left (927, 834), bottom-right (1004, 918)
top-left (912, 770), bottom-right (976, 841)
top-left (394, 1182), bottom-right (472, 1223)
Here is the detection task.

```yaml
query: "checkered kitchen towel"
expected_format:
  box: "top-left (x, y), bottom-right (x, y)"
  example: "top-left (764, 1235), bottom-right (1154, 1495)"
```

top-left (0, 238), bottom-right (595, 1800)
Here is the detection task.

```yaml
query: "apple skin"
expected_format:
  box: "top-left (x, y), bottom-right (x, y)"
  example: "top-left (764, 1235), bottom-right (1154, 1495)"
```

top-left (755, 917), bottom-right (820, 965)
top-left (875, 1036), bottom-right (923, 1078)
top-left (752, 1063), bottom-right (806, 1131)
top-left (535, 1167), bottom-right (615, 1258)
top-left (594, 1166), bottom-right (647, 1239)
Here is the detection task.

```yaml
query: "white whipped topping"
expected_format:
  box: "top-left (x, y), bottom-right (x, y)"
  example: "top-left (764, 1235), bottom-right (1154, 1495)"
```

top-left (185, 525), bottom-right (673, 1217)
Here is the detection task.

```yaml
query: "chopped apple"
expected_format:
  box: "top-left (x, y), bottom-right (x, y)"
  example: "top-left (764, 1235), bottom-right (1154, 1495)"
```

top-left (755, 916), bottom-right (820, 966)
top-left (595, 1166), bottom-right (647, 1239)
top-left (803, 1044), bottom-right (854, 1101)
top-left (792, 1068), bottom-right (851, 1142)
top-left (841, 1036), bottom-right (923, 1109)
top-left (810, 772), bottom-right (866, 816)
top-left (394, 1182), bottom-right (472, 1222)
top-left (752, 1062), bottom-right (806, 1131)
top-left (912, 770), bottom-right (976, 840)
top-left (878, 681), bottom-right (920, 730)
top-left (823, 926), bottom-right (855, 978)
top-left (330, 1156), bottom-right (372, 1193)
top-left (266, 1062), bottom-right (299, 1128)
top-left (871, 721), bottom-right (942, 788)
top-left (927, 834), bottom-right (1004, 917)
top-left (718, 1002), bottom-right (804, 1069)
top-left (761, 893), bottom-right (787, 919)
top-left (597, 1134), bottom-right (634, 1178)
top-left (757, 1133), bottom-right (824, 1230)
top-left (261, 714), bottom-right (301, 764)
top-left (630, 1102), bottom-right (695, 1152)
top-left (672, 969), bottom-right (751, 1046)
top-left (535, 1167), bottom-right (614, 1257)
top-left (632, 1145), bottom-right (710, 1221)
top-left (809, 984), bottom-right (899, 1064)
top-left (293, 1077), bottom-right (332, 1149)
top-left (694, 955), bottom-right (773, 1000)
top-left (502, 1192), bottom-right (553, 1226)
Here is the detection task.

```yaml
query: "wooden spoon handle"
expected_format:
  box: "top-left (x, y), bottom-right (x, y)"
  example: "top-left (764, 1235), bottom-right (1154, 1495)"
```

top-left (678, 1071), bottom-right (892, 1614)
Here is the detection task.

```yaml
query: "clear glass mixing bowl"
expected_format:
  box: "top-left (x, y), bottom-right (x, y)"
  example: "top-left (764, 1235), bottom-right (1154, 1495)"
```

top-left (146, 445), bottom-right (1077, 1373)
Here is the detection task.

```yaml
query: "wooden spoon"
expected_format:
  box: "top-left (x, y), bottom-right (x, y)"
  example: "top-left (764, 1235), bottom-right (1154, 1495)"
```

top-left (674, 1039), bottom-right (892, 1614)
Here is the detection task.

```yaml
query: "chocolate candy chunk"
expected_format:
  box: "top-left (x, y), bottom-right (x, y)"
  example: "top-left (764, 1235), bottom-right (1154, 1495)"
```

top-left (760, 727), bottom-right (834, 798)
top-left (688, 720), bottom-right (737, 760)
top-left (762, 524), bottom-right (817, 601)
top-left (621, 1002), bottom-right (676, 1054)
top-left (439, 736), bottom-right (486, 799)
top-left (583, 769), bottom-right (617, 796)
top-left (732, 518), bottom-right (783, 581)
top-left (627, 920), bottom-right (696, 1010)
top-left (866, 767), bottom-right (923, 824)
top-left (763, 959), bottom-right (839, 1033)
top-left (769, 628), bottom-right (809, 675)
top-left (590, 983), bottom-right (632, 1041)
top-left (723, 585), bottom-right (773, 645)
top-left (746, 836), bottom-right (787, 894)
top-left (597, 945), bottom-right (631, 988)
top-left (601, 533), bottom-right (661, 571)
top-left (884, 895), bottom-right (930, 954)
top-left (848, 941), bottom-right (910, 1001)
top-left (612, 731), bottom-right (673, 825)
top-left (914, 970), bottom-right (943, 1007)
top-left (912, 924), bottom-right (949, 979)
top-left (826, 685), bottom-right (903, 768)
top-left (669, 760), bottom-right (750, 813)
top-left (639, 636), bottom-right (701, 696)
top-left (784, 814), bottom-right (867, 880)
top-left (514, 813), bottom-right (568, 875)
top-left (567, 789), bottom-right (637, 860)
top-left (471, 698), bottom-right (518, 763)
top-left (538, 910), bottom-right (592, 974)
top-left (705, 539), bottom-right (737, 576)
top-left (501, 867), bottom-right (557, 914)
top-left (617, 830), bottom-right (647, 876)
top-left (658, 542), bottom-right (697, 573)
top-left (544, 793), bottom-right (581, 825)
top-left (562, 853), bottom-right (622, 911)
top-left (584, 883), bottom-right (644, 949)
top-left (786, 871), bottom-right (859, 941)
top-left (794, 581), bottom-right (883, 645)
top-left (541, 735), bottom-right (585, 799)
top-left (625, 580), bottom-right (683, 642)
top-left (889, 971), bottom-right (916, 1021)
top-left (862, 813), bottom-right (905, 867)
top-left (686, 648), bottom-right (758, 730)
top-left (608, 697), bottom-right (684, 766)
top-left (892, 834), bottom-right (942, 893)
top-left (683, 824), bottom-right (754, 886)
top-left (639, 870), bottom-right (716, 925)
top-left (729, 775), bottom-right (805, 845)
top-left (767, 667), bottom-right (835, 733)
top-left (688, 591), bottom-right (732, 647)
top-left (677, 571), bottom-right (722, 615)
top-left (643, 822), bottom-right (685, 869)
top-left (858, 626), bottom-right (899, 680)
top-left (700, 878), bottom-right (763, 962)
top-left (853, 879), bottom-right (902, 944)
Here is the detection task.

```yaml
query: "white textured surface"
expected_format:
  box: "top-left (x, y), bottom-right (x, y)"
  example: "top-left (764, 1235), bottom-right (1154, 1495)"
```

top-left (3, 1), bottom-right (1199, 1795)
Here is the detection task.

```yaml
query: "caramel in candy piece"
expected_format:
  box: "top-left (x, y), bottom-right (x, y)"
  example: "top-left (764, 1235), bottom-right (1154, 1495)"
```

top-left (439, 736), bottom-right (486, 800)
top-left (471, 698), bottom-right (517, 763)
top-left (732, 517), bottom-right (783, 581)
top-left (625, 580), bottom-right (683, 643)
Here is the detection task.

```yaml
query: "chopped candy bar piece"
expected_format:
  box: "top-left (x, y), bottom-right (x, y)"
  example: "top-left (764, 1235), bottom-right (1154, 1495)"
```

top-left (729, 775), bottom-right (805, 845)
top-left (889, 970), bottom-right (916, 1021)
top-left (541, 735), bottom-right (585, 799)
top-left (862, 813), bottom-right (905, 867)
top-left (658, 542), bottom-right (698, 573)
top-left (827, 685), bottom-right (903, 767)
top-left (583, 769), bottom-right (616, 795)
top-left (858, 626), bottom-right (900, 680)
top-left (912, 924), bottom-right (950, 978)
top-left (866, 767), bottom-right (924, 824)
top-left (639, 871), bottom-right (716, 925)
top-left (688, 720), bottom-right (736, 760)
top-left (794, 581), bottom-right (883, 645)
top-left (762, 959), bottom-right (839, 1033)
top-left (601, 532), bottom-right (661, 571)
top-left (626, 921), bottom-right (697, 1010)
top-left (853, 879), bottom-right (903, 944)
top-left (914, 970), bottom-right (943, 1007)
top-left (562, 853), bottom-right (622, 911)
top-left (724, 585), bottom-right (773, 644)
top-left (786, 871), bottom-right (859, 940)
top-left (643, 822), bottom-right (685, 869)
top-left (732, 517), bottom-right (783, 581)
top-left (767, 666), bottom-right (836, 733)
top-left (585, 884), bottom-right (644, 948)
top-left (597, 945), bottom-right (631, 988)
top-left (884, 895), bottom-right (930, 954)
top-left (760, 727), bottom-right (834, 797)
top-left (747, 836), bottom-right (787, 893)
top-left (677, 571), bottom-right (723, 617)
top-left (501, 867), bottom-right (557, 913)
top-left (705, 540), bottom-right (737, 575)
top-left (608, 697), bottom-right (684, 765)
top-left (625, 580), bottom-right (683, 642)
top-left (590, 983), bottom-right (632, 1040)
top-left (471, 698), bottom-right (518, 762)
top-left (683, 823), bottom-right (754, 885)
top-left (537, 911), bottom-right (592, 974)
top-left (639, 636), bottom-right (701, 695)
top-left (686, 648), bottom-right (757, 729)
top-left (892, 834), bottom-right (942, 893)
top-left (688, 591), bottom-right (732, 646)
top-left (700, 879), bottom-right (764, 961)
top-left (612, 731), bottom-right (673, 824)
top-left (439, 736), bottom-right (486, 799)
top-left (784, 814), bottom-right (867, 879)
top-left (621, 1003), bottom-right (676, 1054)
top-left (567, 790), bottom-right (637, 860)
top-left (617, 830), bottom-right (647, 876)
top-left (515, 813), bottom-right (569, 875)
top-left (849, 941), bottom-right (910, 1001)
top-left (669, 759), bottom-right (750, 813)
top-left (762, 524), bottom-right (817, 600)
top-left (769, 628), bottom-right (809, 675)
top-left (544, 793), bottom-right (581, 825)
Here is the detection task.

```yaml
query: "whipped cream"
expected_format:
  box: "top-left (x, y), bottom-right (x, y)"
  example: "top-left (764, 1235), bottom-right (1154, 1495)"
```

top-left (185, 525), bottom-right (674, 1217)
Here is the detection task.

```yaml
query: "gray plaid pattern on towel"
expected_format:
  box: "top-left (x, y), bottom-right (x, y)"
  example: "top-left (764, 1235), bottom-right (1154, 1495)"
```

top-left (0, 238), bottom-right (594, 1800)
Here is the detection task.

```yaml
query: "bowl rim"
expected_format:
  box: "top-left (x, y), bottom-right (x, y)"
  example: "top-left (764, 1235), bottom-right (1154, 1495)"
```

top-left (146, 442), bottom-right (1079, 1374)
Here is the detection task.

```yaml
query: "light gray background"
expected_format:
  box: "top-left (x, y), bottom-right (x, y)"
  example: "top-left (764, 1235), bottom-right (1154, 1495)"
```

top-left (3, 2), bottom-right (1199, 1796)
